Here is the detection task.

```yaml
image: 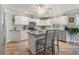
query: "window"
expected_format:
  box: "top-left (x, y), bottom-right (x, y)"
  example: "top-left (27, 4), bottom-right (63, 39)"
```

top-left (53, 24), bottom-right (60, 28)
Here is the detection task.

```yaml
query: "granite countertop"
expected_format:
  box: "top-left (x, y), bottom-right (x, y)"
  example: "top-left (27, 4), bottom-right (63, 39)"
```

top-left (28, 29), bottom-right (64, 36)
top-left (28, 31), bottom-right (46, 36)
top-left (9, 30), bottom-right (21, 31)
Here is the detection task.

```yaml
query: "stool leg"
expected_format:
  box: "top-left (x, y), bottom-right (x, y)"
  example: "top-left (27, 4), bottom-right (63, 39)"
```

top-left (36, 41), bottom-right (38, 55)
top-left (57, 40), bottom-right (59, 53)
top-left (52, 40), bottom-right (55, 55)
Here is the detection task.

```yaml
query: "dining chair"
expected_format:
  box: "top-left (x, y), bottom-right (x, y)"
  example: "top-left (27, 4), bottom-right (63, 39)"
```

top-left (35, 30), bottom-right (56, 55)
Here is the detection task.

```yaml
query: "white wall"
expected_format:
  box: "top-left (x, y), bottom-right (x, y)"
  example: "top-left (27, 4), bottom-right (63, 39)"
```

top-left (75, 17), bottom-right (79, 26)
top-left (0, 5), bottom-right (5, 55)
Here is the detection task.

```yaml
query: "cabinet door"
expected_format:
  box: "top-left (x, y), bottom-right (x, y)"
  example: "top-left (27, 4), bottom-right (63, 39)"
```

top-left (37, 19), bottom-right (45, 25)
top-left (6, 31), bottom-right (21, 43)
top-left (20, 16), bottom-right (29, 25)
top-left (37, 19), bottom-right (52, 26)
top-left (29, 18), bottom-right (37, 23)
top-left (46, 19), bottom-right (52, 25)
top-left (15, 16), bottom-right (29, 25)
top-left (36, 19), bottom-right (40, 25)
top-left (41, 20), bottom-right (46, 25)
top-left (15, 16), bottom-right (21, 25)
top-left (21, 31), bottom-right (28, 40)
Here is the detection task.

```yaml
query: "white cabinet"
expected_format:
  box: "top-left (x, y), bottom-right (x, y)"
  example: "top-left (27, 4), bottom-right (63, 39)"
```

top-left (15, 16), bottom-right (20, 25)
top-left (51, 16), bottom-right (68, 25)
top-left (20, 16), bottom-right (29, 25)
top-left (15, 16), bottom-right (29, 25)
top-left (6, 30), bottom-right (28, 43)
top-left (36, 19), bottom-right (40, 25)
top-left (6, 30), bottom-right (21, 42)
top-left (5, 13), bottom-right (15, 30)
top-left (29, 18), bottom-right (36, 22)
top-left (46, 19), bottom-right (52, 25)
top-left (37, 19), bottom-right (52, 26)
top-left (21, 30), bottom-right (28, 40)
top-left (40, 20), bottom-right (46, 25)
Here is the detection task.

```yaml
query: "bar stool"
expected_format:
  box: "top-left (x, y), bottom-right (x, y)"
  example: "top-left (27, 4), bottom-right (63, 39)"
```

top-left (35, 30), bottom-right (58, 55)
top-left (54, 30), bottom-right (60, 53)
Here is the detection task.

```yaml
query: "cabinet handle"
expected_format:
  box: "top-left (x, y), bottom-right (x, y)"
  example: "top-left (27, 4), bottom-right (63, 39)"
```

top-left (3, 38), bottom-right (5, 46)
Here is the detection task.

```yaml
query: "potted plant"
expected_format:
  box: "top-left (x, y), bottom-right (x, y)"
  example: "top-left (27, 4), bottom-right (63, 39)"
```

top-left (68, 28), bottom-right (79, 44)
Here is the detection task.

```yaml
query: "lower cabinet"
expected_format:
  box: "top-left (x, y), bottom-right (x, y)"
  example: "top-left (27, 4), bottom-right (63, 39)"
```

top-left (28, 33), bottom-right (37, 54)
top-left (59, 31), bottom-right (66, 42)
top-left (21, 30), bottom-right (28, 40)
top-left (6, 30), bottom-right (28, 43)
top-left (6, 30), bottom-right (21, 43)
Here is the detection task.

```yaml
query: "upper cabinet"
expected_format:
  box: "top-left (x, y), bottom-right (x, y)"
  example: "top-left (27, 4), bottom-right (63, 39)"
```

top-left (37, 19), bottom-right (52, 26)
top-left (14, 15), bottom-right (68, 26)
top-left (15, 15), bottom-right (29, 25)
top-left (29, 18), bottom-right (38, 23)
top-left (51, 16), bottom-right (68, 25)
top-left (15, 16), bottom-right (20, 25)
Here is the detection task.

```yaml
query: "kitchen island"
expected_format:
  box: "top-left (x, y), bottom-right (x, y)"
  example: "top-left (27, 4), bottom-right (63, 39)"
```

top-left (28, 29), bottom-right (66, 54)
top-left (28, 31), bottom-right (46, 54)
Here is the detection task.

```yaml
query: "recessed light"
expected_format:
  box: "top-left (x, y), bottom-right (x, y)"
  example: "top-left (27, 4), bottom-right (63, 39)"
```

top-left (58, 11), bottom-right (62, 14)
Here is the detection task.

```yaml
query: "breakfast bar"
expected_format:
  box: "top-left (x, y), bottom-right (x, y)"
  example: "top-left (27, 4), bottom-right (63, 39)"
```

top-left (28, 31), bottom-right (46, 54)
top-left (28, 29), bottom-right (66, 54)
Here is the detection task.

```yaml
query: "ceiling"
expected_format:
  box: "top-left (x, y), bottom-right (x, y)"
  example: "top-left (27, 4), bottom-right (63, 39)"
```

top-left (2, 4), bottom-right (79, 17)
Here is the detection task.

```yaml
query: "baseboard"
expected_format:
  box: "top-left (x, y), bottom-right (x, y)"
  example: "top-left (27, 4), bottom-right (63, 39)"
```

top-left (6, 39), bottom-right (27, 44)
